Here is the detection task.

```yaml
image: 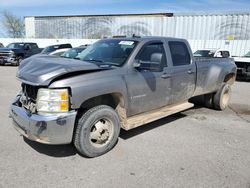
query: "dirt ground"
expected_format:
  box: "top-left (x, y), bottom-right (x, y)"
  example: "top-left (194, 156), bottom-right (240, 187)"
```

top-left (0, 66), bottom-right (249, 188)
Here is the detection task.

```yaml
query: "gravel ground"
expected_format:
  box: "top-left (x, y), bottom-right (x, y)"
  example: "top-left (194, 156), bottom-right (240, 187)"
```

top-left (0, 66), bottom-right (250, 188)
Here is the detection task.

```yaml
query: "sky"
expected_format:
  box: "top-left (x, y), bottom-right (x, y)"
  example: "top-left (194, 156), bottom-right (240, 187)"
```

top-left (0, 0), bottom-right (250, 37)
top-left (1, 0), bottom-right (250, 17)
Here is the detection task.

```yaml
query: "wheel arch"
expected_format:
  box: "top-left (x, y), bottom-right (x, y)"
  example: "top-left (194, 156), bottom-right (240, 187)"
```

top-left (223, 72), bottom-right (236, 85)
top-left (76, 92), bottom-right (127, 129)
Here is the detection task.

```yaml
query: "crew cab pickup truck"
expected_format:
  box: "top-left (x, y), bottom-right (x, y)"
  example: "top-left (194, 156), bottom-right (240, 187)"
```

top-left (9, 37), bottom-right (236, 157)
top-left (0, 42), bottom-right (41, 66)
top-left (234, 51), bottom-right (250, 80)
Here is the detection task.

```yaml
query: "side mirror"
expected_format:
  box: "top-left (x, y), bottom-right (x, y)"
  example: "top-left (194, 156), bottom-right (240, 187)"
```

top-left (133, 59), bottom-right (162, 72)
top-left (133, 59), bottom-right (141, 68)
top-left (133, 53), bottom-right (163, 72)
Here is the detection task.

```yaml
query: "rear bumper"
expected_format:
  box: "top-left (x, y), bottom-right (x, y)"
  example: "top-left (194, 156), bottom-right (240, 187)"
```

top-left (9, 99), bottom-right (77, 145)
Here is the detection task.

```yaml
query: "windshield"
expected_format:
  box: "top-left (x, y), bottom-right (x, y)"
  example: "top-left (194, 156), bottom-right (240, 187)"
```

top-left (194, 50), bottom-right (215, 57)
top-left (41, 45), bottom-right (60, 54)
top-left (61, 48), bottom-right (86, 59)
top-left (6, 43), bottom-right (24, 49)
top-left (244, 51), bottom-right (250, 57)
top-left (77, 39), bottom-right (138, 67)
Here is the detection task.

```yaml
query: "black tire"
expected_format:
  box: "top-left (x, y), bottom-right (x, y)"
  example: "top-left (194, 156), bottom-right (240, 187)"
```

top-left (74, 105), bottom-right (120, 157)
top-left (203, 93), bottom-right (214, 108)
top-left (15, 56), bottom-right (23, 66)
top-left (213, 84), bottom-right (231, 110)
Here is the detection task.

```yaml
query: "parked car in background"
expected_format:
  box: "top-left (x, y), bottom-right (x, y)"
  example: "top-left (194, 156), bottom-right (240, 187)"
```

top-left (10, 36), bottom-right (236, 158)
top-left (41, 43), bottom-right (72, 55)
top-left (49, 48), bottom-right (71, 56)
top-left (194, 48), bottom-right (231, 58)
top-left (0, 42), bottom-right (42, 66)
top-left (60, 46), bottom-right (88, 59)
top-left (234, 51), bottom-right (250, 80)
top-left (0, 43), bottom-right (4, 48)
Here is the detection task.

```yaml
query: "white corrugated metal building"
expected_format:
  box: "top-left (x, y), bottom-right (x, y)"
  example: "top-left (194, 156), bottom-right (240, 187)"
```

top-left (25, 12), bottom-right (250, 56)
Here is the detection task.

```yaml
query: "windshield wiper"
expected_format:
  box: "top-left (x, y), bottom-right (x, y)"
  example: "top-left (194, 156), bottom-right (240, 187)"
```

top-left (84, 59), bottom-right (103, 63)
top-left (84, 59), bottom-right (119, 68)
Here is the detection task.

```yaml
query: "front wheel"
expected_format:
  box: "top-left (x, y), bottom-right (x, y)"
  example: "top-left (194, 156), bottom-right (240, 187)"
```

top-left (213, 84), bottom-right (231, 110)
top-left (74, 105), bottom-right (120, 157)
top-left (15, 56), bottom-right (23, 66)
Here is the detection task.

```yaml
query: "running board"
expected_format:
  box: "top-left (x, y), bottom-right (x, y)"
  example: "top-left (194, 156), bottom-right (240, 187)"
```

top-left (124, 102), bottom-right (194, 130)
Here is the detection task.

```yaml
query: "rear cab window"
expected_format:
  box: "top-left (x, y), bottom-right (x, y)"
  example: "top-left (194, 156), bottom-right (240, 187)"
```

top-left (169, 41), bottom-right (191, 66)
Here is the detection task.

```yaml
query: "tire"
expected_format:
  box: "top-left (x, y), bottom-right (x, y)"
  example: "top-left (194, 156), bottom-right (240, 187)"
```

top-left (213, 84), bottom-right (231, 110)
top-left (74, 105), bottom-right (120, 158)
top-left (15, 56), bottom-right (23, 66)
top-left (203, 93), bottom-right (214, 108)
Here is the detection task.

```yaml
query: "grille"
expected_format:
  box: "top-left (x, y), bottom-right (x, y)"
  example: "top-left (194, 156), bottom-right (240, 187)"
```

top-left (0, 52), bottom-right (11, 57)
top-left (22, 84), bottom-right (40, 101)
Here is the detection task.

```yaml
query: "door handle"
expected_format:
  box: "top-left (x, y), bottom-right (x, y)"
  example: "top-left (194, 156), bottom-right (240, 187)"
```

top-left (187, 70), bottom-right (195, 74)
top-left (161, 73), bottom-right (171, 79)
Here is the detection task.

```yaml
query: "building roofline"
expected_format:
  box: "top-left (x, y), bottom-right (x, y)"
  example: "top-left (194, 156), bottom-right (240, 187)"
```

top-left (25, 13), bottom-right (173, 18)
top-left (174, 11), bottom-right (250, 16)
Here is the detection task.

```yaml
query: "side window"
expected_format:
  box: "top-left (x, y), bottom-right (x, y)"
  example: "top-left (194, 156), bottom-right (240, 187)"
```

top-left (136, 43), bottom-right (167, 67)
top-left (222, 51), bottom-right (230, 58)
top-left (24, 44), bottom-right (31, 51)
top-left (31, 44), bottom-right (38, 49)
top-left (169, 41), bottom-right (191, 66)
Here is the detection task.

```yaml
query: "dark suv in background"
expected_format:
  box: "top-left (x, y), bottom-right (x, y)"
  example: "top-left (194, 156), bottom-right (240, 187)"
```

top-left (0, 42), bottom-right (42, 66)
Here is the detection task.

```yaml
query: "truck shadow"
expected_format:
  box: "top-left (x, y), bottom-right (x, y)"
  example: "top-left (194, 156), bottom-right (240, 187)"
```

top-left (23, 106), bottom-right (201, 157)
top-left (119, 112), bottom-right (187, 140)
top-left (236, 76), bottom-right (250, 82)
top-left (23, 137), bottom-right (77, 157)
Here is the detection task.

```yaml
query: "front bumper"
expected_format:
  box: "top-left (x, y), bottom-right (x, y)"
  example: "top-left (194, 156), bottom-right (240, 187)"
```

top-left (9, 99), bottom-right (77, 145)
top-left (0, 56), bottom-right (17, 65)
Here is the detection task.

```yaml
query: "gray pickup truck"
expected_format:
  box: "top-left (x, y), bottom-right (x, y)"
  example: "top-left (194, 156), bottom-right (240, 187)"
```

top-left (9, 36), bottom-right (236, 157)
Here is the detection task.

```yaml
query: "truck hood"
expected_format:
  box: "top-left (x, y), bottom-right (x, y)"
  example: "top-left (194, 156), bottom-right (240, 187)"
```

top-left (17, 55), bottom-right (105, 86)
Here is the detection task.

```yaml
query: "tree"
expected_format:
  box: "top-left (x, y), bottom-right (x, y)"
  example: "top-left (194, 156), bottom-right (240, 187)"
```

top-left (1, 10), bottom-right (25, 38)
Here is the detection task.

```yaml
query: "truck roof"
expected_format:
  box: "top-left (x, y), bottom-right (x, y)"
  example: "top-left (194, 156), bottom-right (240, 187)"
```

top-left (104, 36), bottom-right (186, 42)
top-left (9, 42), bottom-right (37, 44)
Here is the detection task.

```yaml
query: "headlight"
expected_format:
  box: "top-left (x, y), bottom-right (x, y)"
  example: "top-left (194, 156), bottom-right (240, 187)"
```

top-left (37, 88), bottom-right (69, 114)
top-left (9, 51), bottom-right (15, 57)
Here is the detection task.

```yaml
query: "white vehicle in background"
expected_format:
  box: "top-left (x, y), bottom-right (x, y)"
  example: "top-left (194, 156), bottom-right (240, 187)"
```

top-left (234, 51), bottom-right (250, 80)
top-left (194, 48), bottom-right (231, 58)
top-left (49, 48), bottom-right (71, 56)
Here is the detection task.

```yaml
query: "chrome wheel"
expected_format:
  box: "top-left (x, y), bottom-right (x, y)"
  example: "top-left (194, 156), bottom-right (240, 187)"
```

top-left (222, 88), bottom-right (230, 107)
top-left (89, 118), bottom-right (114, 148)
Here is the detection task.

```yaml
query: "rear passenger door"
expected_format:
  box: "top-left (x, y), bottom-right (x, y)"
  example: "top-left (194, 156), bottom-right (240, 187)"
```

top-left (167, 41), bottom-right (196, 104)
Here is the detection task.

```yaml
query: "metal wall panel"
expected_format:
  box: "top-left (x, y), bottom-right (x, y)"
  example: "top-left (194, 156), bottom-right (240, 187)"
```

top-left (174, 13), bottom-right (250, 40)
top-left (34, 16), bottom-right (165, 38)
top-left (31, 13), bottom-right (250, 40)
top-left (25, 13), bottom-right (250, 55)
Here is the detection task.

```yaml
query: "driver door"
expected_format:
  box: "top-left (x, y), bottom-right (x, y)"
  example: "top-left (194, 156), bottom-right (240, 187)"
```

top-left (125, 41), bottom-right (171, 116)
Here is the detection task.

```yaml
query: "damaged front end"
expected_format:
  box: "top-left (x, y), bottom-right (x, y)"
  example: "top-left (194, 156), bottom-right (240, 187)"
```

top-left (9, 55), bottom-right (108, 144)
top-left (9, 83), bottom-right (77, 144)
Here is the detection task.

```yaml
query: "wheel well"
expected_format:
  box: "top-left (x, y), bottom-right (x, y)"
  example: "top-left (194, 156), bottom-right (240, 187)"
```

top-left (16, 53), bottom-right (24, 58)
top-left (224, 73), bottom-right (236, 85)
top-left (77, 93), bottom-right (127, 128)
